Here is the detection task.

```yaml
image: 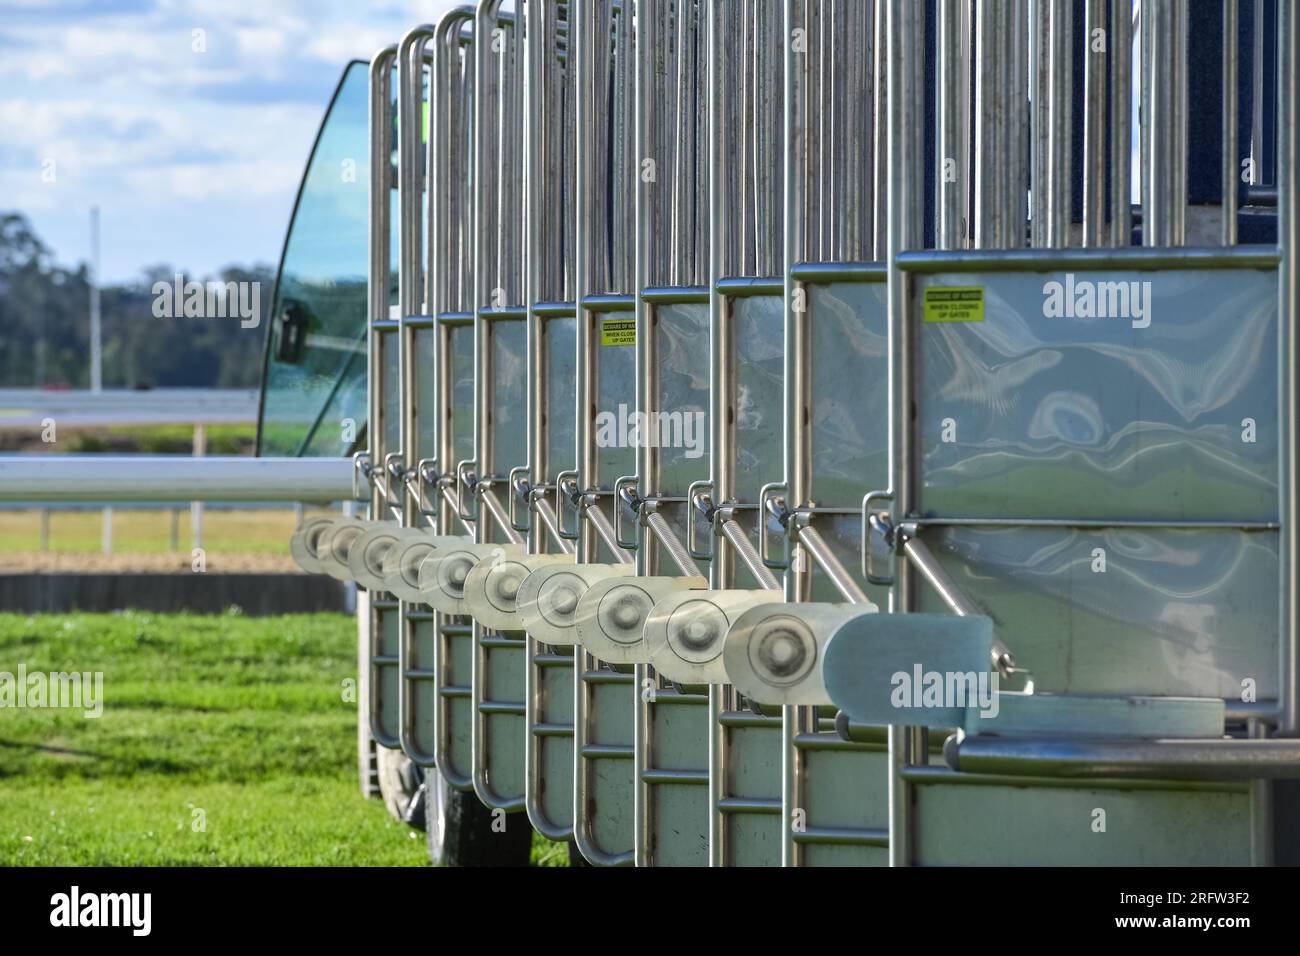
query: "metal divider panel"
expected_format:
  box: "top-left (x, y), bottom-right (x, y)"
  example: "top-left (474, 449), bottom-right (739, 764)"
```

top-left (368, 329), bottom-right (404, 747)
top-left (914, 525), bottom-right (1279, 699)
top-left (414, 326), bottom-right (438, 455)
top-left (732, 295), bottom-right (785, 590)
top-left (809, 282), bottom-right (889, 508)
top-left (596, 315), bottom-right (638, 484)
top-left (915, 268), bottom-right (1278, 522)
top-left (401, 325), bottom-right (440, 765)
top-left (530, 314), bottom-right (579, 838)
top-left (442, 619), bottom-right (475, 789)
top-left (406, 611), bottom-right (438, 761)
top-left (655, 303), bottom-right (712, 492)
top-left (545, 317), bottom-right (578, 479)
top-left (373, 599), bottom-right (401, 742)
top-left (479, 318), bottom-right (529, 807)
top-left (534, 643), bottom-right (576, 834)
top-left (644, 300), bottom-right (712, 866)
top-left (719, 293), bottom-right (785, 865)
top-left (907, 266), bottom-right (1277, 865)
top-left (578, 311), bottom-right (638, 863)
top-left (439, 321), bottom-right (478, 790)
top-left (381, 331), bottom-right (402, 451)
top-left (913, 267), bottom-right (1280, 699)
top-left (787, 281), bottom-right (893, 867)
top-left (913, 781), bottom-right (1253, 866)
top-left (489, 321), bottom-right (529, 471)
top-left (732, 296), bottom-right (785, 504)
top-left (450, 326), bottom-right (476, 465)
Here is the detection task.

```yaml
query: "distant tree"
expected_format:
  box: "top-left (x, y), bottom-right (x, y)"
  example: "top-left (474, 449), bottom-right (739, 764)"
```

top-left (0, 211), bottom-right (273, 389)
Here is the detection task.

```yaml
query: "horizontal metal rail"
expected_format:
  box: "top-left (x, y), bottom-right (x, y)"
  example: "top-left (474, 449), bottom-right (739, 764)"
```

top-left (947, 734), bottom-right (1300, 781)
top-left (0, 456), bottom-right (355, 503)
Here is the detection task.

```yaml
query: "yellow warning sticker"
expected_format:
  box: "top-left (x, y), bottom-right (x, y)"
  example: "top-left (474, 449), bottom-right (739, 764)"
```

top-left (923, 287), bottom-right (985, 323)
top-left (601, 318), bottom-right (637, 346)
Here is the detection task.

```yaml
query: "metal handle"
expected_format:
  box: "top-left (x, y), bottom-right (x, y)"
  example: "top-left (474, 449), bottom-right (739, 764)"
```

top-left (554, 469), bottom-right (580, 540)
top-left (456, 458), bottom-right (479, 523)
top-left (614, 475), bottom-right (641, 550)
top-left (862, 490), bottom-right (896, 586)
top-left (758, 481), bottom-right (790, 570)
top-left (384, 451), bottom-right (406, 493)
top-left (508, 465), bottom-right (532, 533)
top-left (687, 480), bottom-right (715, 560)
top-left (416, 458), bottom-right (439, 515)
top-left (352, 451), bottom-right (372, 502)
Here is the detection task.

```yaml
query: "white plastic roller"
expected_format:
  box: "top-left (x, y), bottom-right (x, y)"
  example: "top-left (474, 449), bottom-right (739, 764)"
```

top-left (643, 589), bottom-right (786, 685)
top-left (463, 553), bottom-right (575, 631)
top-left (417, 541), bottom-right (527, 616)
top-left (723, 602), bottom-right (878, 706)
top-left (572, 575), bottom-right (708, 664)
top-left (347, 525), bottom-right (431, 591)
top-left (289, 514), bottom-right (344, 575)
top-left (314, 517), bottom-right (375, 582)
top-left (514, 563), bottom-right (637, 647)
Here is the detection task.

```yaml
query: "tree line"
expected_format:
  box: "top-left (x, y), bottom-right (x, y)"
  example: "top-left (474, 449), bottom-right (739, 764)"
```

top-left (0, 211), bottom-right (274, 390)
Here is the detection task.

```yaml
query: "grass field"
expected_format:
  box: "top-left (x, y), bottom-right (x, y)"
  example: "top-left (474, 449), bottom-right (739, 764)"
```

top-left (0, 508), bottom-right (307, 554)
top-left (0, 610), bottom-right (564, 866)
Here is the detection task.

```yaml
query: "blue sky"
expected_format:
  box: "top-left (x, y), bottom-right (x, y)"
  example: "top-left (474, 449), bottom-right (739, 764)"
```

top-left (0, 0), bottom-right (459, 284)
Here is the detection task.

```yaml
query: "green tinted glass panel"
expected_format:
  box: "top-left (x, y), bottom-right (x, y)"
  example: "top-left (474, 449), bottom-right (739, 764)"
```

top-left (258, 62), bottom-right (375, 457)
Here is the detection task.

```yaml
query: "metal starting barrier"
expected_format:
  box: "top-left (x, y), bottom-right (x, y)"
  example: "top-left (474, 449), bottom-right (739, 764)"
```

top-left (281, 0), bottom-right (1300, 866)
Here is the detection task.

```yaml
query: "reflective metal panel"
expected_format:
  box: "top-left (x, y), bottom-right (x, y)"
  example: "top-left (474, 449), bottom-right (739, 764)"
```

top-left (916, 268), bottom-right (1278, 521)
top-left (917, 525), bottom-right (1280, 698)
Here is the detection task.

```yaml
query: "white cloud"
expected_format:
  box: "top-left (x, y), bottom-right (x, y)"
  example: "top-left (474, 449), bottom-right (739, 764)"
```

top-left (0, 0), bottom-right (461, 282)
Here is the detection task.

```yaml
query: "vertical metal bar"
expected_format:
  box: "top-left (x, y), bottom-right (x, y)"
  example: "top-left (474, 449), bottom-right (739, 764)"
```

top-left (939, 0), bottom-right (965, 249)
top-left (873, 0), bottom-right (890, 259)
top-left (1011, 0), bottom-right (1029, 247)
top-left (706, 0), bottom-right (733, 866)
top-left (1223, 0), bottom-right (1239, 246)
top-left (1145, 0), bottom-right (1185, 246)
top-left (1278, 0), bottom-right (1299, 738)
top-left (1032, 0), bottom-right (1051, 247)
top-left (886, 0), bottom-right (924, 867)
top-left (1109, 0), bottom-right (1133, 246)
top-left (782, 0), bottom-right (803, 870)
top-left (1082, 0), bottom-right (1106, 246)
top-left (974, 0), bottom-right (998, 248)
top-left (1172, 0), bottom-right (1187, 243)
top-left (367, 46), bottom-right (399, 755)
top-left (632, 0), bottom-right (654, 870)
top-left (1047, 0), bottom-right (1073, 247)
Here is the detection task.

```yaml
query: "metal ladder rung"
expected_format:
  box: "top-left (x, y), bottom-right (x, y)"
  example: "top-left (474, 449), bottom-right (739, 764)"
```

top-left (535, 653), bottom-right (573, 667)
top-left (793, 731), bottom-right (884, 754)
top-left (580, 744), bottom-right (634, 760)
top-left (582, 669), bottom-right (634, 686)
top-left (479, 701), bottom-right (526, 716)
top-left (532, 722), bottom-right (574, 737)
top-left (719, 710), bottom-right (781, 729)
top-left (792, 826), bottom-right (889, 848)
top-left (641, 768), bottom-right (708, 786)
top-left (717, 796), bottom-right (781, 815)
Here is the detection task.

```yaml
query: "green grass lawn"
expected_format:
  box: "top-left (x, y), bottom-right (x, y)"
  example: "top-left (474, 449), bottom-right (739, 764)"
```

top-left (0, 611), bottom-right (431, 865)
top-left (0, 508), bottom-right (309, 554)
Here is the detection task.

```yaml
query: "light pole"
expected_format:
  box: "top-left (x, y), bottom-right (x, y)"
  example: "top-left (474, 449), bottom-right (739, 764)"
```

top-left (89, 205), bottom-right (102, 392)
